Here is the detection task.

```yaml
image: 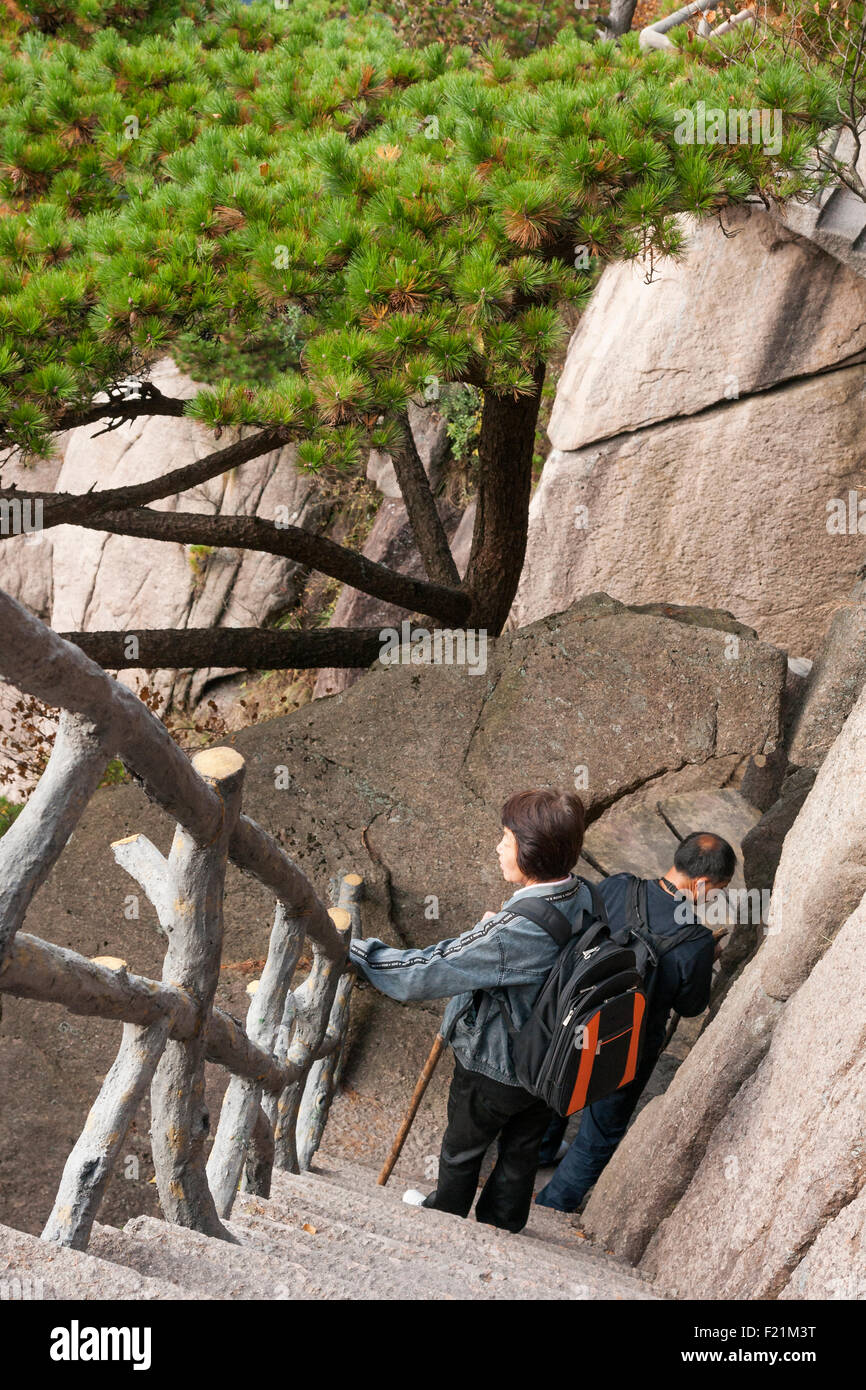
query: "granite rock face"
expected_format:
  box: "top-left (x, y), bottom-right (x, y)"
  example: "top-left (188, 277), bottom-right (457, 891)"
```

top-left (51, 359), bottom-right (326, 712)
top-left (741, 766), bottom-right (817, 895)
top-left (640, 892), bottom-right (866, 1300)
top-left (513, 208), bottom-right (866, 656)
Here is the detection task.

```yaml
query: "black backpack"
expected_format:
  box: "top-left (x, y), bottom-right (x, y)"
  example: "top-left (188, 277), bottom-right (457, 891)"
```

top-left (503, 879), bottom-right (648, 1117)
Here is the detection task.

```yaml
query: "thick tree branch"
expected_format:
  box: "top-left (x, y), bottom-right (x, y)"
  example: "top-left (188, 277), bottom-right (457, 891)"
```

top-left (59, 626), bottom-right (390, 671)
top-left (0, 426), bottom-right (292, 530)
top-left (389, 410), bottom-right (461, 588)
top-left (59, 506), bottom-right (470, 625)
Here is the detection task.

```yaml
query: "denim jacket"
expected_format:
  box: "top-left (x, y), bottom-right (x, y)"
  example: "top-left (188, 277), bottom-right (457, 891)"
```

top-left (348, 874), bottom-right (596, 1087)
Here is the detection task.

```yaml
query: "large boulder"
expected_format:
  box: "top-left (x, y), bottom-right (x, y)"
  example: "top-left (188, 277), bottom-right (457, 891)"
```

top-left (641, 892), bottom-right (866, 1299)
top-left (741, 766), bottom-right (817, 895)
top-left (581, 680), bottom-right (866, 1294)
top-left (0, 447), bottom-right (67, 799)
top-left (779, 1182), bottom-right (866, 1301)
top-left (513, 208), bottom-right (866, 657)
top-left (0, 446), bottom-right (64, 619)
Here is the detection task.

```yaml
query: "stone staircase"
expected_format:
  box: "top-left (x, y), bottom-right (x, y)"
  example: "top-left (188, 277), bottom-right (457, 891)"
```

top-left (0, 1161), bottom-right (659, 1301)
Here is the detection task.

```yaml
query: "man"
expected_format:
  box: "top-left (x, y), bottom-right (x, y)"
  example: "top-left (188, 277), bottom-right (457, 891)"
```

top-left (534, 831), bottom-right (734, 1214)
top-left (349, 788), bottom-right (595, 1234)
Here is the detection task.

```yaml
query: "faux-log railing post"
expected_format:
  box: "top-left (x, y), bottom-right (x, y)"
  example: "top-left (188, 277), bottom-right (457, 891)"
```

top-left (207, 902), bottom-right (307, 1218)
top-left (148, 747), bottom-right (245, 1242)
top-left (296, 873), bottom-right (364, 1173)
top-left (41, 1017), bottom-right (171, 1250)
top-left (273, 908), bottom-right (351, 1174)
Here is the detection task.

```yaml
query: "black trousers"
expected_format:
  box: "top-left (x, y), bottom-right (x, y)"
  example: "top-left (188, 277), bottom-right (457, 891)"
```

top-left (422, 1057), bottom-right (552, 1233)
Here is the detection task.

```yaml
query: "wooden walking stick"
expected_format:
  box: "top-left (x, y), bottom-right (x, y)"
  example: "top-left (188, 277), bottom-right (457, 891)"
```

top-left (377, 1033), bottom-right (445, 1186)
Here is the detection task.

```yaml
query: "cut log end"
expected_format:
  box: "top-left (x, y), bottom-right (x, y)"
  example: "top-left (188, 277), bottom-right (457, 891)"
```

top-left (327, 907), bottom-right (352, 933)
top-left (192, 746), bottom-right (246, 783)
top-left (343, 873), bottom-right (363, 886)
top-left (91, 956), bottom-right (128, 971)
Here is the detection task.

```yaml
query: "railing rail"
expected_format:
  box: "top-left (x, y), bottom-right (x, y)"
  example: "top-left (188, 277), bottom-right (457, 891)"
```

top-left (0, 585), bottom-right (361, 1251)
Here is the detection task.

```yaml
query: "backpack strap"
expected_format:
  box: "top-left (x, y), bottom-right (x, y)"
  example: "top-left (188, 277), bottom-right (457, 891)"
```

top-left (583, 877), bottom-right (609, 930)
top-left (512, 895), bottom-right (575, 948)
top-left (625, 875), bottom-right (706, 959)
top-left (516, 876), bottom-right (607, 952)
top-left (495, 880), bottom-right (608, 1038)
top-left (653, 923), bottom-right (709, 956)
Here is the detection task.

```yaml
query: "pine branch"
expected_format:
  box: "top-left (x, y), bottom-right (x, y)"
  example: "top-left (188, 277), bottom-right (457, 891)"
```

top-left (59, 626), bottom-right (390, 672)
top-left (0, 427), bottom-right (293, 530)
top-left (61, 506), bottom-right (472, 625)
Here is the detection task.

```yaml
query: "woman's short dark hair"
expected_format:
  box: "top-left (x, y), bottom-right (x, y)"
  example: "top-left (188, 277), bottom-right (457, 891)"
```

top-left (674, 831), bottom-right (736, 884)
top-left (501, 789), bottom-right (586, 881)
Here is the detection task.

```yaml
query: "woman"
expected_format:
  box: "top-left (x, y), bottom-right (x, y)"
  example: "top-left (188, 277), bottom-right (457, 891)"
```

top-left (349, 787), bottom-right (593, 1234)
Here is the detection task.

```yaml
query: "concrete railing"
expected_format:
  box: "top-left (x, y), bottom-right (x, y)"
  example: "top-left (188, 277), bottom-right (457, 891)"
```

top-left (0, 585), bottom-right (362, 1250)
top-left (639, 0), bottom-right (755, 51)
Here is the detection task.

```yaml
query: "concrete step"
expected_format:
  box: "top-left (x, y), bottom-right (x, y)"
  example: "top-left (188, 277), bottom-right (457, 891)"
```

top-left (233, 1204), bottom-right (576, 1301)
top-left (307, 1156), bottom-right (633, 1266)
top-left (0, 1221), bottom-right (195, 1300)
top-left (236, 1164), bottom-right (657, 1299)
top-left (94, 1206), bottom-right (550, 1301)
top-left (91, 1217), bottom-right (408, 1301)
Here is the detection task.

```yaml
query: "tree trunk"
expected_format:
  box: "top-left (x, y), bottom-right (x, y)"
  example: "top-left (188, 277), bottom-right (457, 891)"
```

top-left (462, 365), bottom-right (545, 634)
top-left (607, 0), bottom-right (639, 35)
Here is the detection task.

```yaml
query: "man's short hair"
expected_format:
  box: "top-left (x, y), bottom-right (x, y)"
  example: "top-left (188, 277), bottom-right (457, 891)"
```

top-left (674, 831), bottom-right (736, 885)
top-left (501, 789), bottom-right (585, 881)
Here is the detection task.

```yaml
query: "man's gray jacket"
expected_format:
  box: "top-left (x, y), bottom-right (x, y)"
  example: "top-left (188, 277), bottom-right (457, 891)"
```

top-left (349, 874), bottom-right (596, 1087)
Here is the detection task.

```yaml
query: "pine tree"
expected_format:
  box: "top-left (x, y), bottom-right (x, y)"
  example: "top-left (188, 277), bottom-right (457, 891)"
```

top-left (0, 1), bottom-right (844, 671)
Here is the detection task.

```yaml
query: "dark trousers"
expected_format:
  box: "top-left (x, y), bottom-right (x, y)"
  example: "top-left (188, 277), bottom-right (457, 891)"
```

top-left (535, 1049), bottom-right (659, 1212)
top-left (423, 1057), bottom-right (552, 1233)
